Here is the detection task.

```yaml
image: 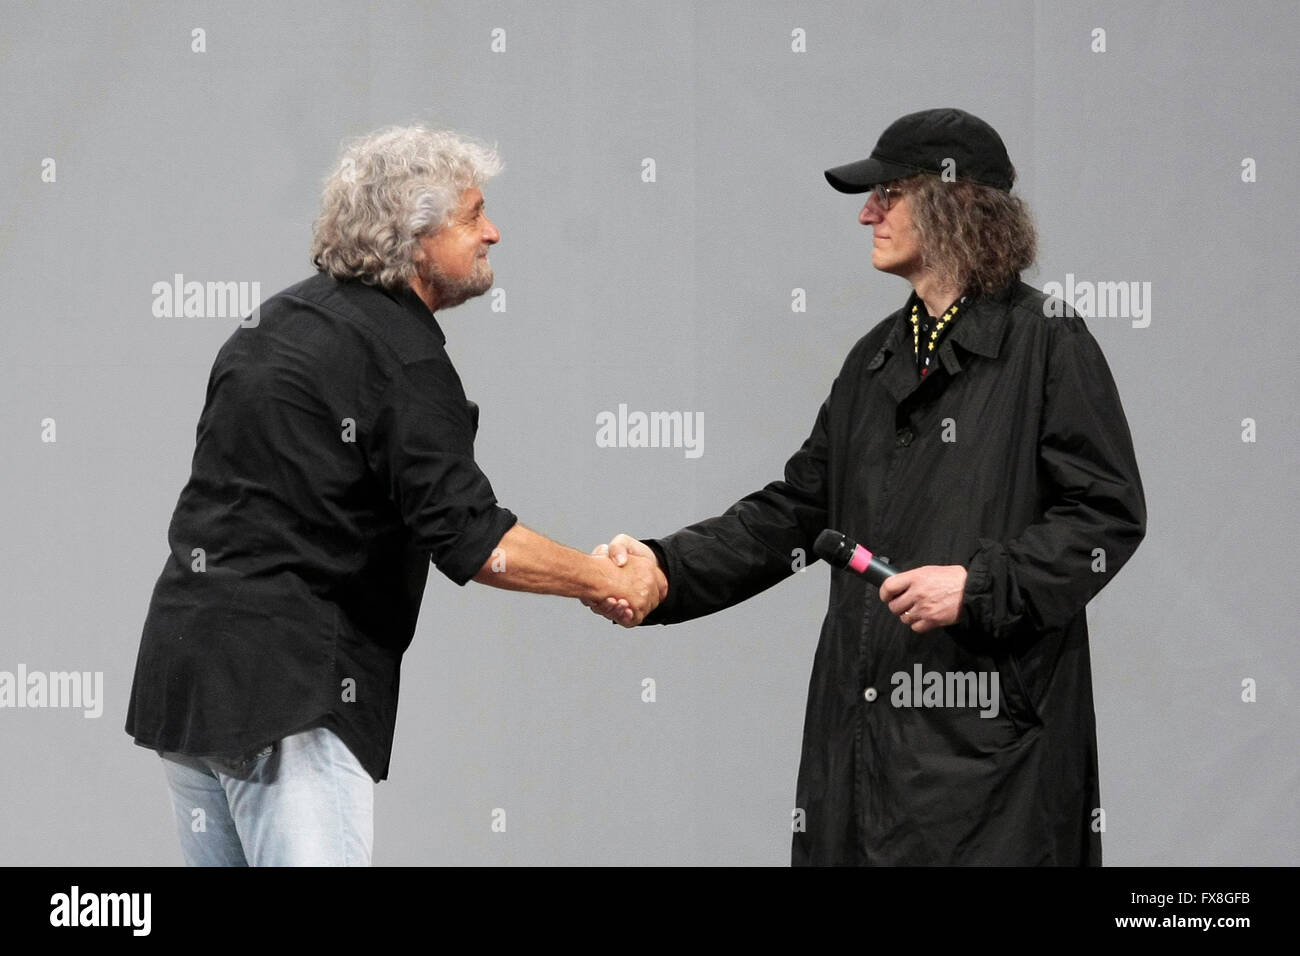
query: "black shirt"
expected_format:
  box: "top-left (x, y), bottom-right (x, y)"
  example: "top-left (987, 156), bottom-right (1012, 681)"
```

top-left (910, 292), bottom-right (968, 378)
top-left (125, 272), bottom-right (518, 781)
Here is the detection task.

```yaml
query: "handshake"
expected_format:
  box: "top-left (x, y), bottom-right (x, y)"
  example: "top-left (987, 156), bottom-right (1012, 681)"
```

top-left (473, 524), bottom-right (665, 626)
top-left (583, 534), bottom-right (665, 628)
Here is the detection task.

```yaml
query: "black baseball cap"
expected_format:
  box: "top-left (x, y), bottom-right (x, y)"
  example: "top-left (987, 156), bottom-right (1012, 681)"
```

top-left (824, 108), bottom-right (1014, 193)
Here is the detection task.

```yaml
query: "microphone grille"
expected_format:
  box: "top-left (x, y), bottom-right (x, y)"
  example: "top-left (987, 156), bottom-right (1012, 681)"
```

top-left (813, 529), bottom-right (842, 562)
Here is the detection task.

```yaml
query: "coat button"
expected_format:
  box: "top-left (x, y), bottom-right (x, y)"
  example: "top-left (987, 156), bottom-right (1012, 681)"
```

top-left (896, 428), bottom-right (914, 446)
top-left (863, 687), bottom-right (878, 702)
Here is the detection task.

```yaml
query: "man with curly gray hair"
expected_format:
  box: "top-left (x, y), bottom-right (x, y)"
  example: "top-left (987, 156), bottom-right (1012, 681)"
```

top-left (311, 126), bottom-right (502, 305)
top-left (125, 126), bottom-right (665, 866)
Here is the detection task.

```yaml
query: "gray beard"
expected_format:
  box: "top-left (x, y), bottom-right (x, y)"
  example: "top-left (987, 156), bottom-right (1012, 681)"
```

top-left (418, 256), bottom-right (494, 311)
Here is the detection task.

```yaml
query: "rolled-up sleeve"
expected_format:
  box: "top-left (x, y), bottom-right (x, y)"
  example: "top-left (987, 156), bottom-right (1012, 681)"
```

top-left (363, 356), bottom-right (517, 585)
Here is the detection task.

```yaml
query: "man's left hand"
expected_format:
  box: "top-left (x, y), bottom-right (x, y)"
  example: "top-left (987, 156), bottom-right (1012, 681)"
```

top-left (880, 565), bottom-right (968, 634)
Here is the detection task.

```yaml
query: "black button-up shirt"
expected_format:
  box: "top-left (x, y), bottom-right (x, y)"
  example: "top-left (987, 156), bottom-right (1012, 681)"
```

top-left (911, 293), bottom-right (968, 378)
top-left (125, 272), bottom-right (517, 781)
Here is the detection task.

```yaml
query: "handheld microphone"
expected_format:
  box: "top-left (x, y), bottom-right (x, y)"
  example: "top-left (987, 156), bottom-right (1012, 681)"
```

top-left (814, 529), bottom-right (899, 587)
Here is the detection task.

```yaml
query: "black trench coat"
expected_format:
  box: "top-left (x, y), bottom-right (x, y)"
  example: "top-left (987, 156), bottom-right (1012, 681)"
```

top-left (643, 279), bottom-right (1146, 865)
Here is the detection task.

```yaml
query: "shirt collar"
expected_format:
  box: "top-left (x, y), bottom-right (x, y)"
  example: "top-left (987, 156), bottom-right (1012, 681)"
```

top-left (869, 279), bottom-right (1016, 375)
top-left (385, 282), bottom-right (448, 346)
top-left (942, 282), bottom-right (1014, 360)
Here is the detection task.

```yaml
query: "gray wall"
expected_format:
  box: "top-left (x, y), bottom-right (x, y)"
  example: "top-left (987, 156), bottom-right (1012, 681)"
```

top-left (1, 0), bottom-right (1295, 865)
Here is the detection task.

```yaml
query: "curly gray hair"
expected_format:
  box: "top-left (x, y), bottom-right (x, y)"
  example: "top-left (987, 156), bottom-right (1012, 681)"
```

top-left (899, 171), bottom-right (1037, 297)
top-left (310, 126), bottom-right (502, 289)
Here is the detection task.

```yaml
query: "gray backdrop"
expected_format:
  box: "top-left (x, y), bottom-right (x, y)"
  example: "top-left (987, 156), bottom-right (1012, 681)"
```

top-left (2, 0), bottom-right (1296, 866)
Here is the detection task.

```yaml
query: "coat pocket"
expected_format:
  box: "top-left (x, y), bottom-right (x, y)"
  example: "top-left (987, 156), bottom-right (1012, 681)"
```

top-left (992, 646), bottom-right (1042, 737)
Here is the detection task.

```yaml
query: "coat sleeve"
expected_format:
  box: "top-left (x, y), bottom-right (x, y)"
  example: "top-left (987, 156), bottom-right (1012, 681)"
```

top-left (959, 322), bottom-right (1146, 638)
top-left (640, 392), bottom-right (833, 626)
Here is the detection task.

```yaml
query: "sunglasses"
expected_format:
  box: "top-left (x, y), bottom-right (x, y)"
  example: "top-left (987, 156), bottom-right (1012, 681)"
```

top-left (870, 182), bottom-right (907, 211)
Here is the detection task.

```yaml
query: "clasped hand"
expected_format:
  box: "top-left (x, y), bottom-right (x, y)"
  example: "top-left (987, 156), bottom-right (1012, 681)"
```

top-left (583, 534), bottom-right (665, 627)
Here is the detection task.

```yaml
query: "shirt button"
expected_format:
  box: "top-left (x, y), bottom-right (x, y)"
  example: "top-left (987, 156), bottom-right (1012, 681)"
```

top-left (863, 687), bottom-right (878, 703)
top-left (896, 428), bottom-right (914, 446)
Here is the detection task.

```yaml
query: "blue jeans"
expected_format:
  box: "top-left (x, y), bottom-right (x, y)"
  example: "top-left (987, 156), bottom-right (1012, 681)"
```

top-left (160, 725), bottom-right (373, 866)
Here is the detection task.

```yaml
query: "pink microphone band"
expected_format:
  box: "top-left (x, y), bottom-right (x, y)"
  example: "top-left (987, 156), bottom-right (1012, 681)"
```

top-left (847, 544), bottom-right (874, 573)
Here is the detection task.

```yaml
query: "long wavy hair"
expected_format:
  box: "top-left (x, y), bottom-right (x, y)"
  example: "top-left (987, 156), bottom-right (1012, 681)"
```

top-left (898, 171), bottom-right (1037, 297)
top-left (310, 126), bottom-right (502, 290)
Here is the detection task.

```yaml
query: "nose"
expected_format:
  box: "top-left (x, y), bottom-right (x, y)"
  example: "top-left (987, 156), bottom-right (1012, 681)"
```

top-left (482, 215), bottom-right (500, 244)
top-left (859, 196), bottom-right (883, 225)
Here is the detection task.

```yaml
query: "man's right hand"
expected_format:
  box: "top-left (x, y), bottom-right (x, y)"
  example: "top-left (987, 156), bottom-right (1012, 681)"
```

top-left (472, 523), bottom-right (663, 626)
top-left (584, 534), bottom-right (667, 626)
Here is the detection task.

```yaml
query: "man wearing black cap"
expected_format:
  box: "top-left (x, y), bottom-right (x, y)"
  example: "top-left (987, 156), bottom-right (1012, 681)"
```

top-left (588, 108), bottom-right (1147, 865)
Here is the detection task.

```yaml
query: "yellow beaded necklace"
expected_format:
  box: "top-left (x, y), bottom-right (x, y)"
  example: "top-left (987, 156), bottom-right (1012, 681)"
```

top-left (909, 300), bottom-right (961, 377)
